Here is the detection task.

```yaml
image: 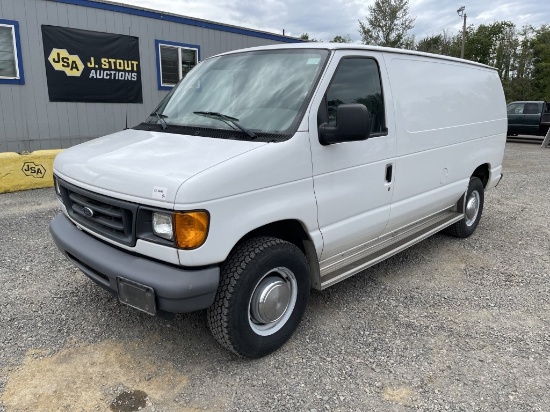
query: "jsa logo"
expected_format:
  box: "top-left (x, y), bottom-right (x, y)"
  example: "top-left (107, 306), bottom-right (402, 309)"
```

top-left (21, 162), bottom-right (46, 178)
top-left (48, 48), bottom-right (84, 77)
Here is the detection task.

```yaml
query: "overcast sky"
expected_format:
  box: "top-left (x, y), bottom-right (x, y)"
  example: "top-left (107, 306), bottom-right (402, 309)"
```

top-left (115, 0), bottom-right (549, 42)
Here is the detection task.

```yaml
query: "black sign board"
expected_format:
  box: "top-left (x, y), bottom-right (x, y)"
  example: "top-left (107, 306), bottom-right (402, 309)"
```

top-left (41, 25), bottom-right (143, 103)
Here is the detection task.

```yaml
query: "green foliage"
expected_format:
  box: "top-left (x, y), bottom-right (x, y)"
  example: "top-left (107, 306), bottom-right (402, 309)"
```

top-left (532, 25), bottom-right (550, 100)
top-left (331, 35), bottom-right (352, 43)
top-left (301, 33), bottom-right (351, 43)
top-left (415, 31), bottom-right (460, 56)
top-left (502, 77), bottom-right (535, 102)
top-left (358, 0), bottom-right (415, 48)
top-left (353, 1), bottom-right (548, 102)
top-left (300, 33), bottom-right (317, 42)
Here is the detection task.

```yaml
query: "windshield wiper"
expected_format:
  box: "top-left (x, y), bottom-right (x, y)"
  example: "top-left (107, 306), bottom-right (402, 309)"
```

top-left (193, 111), bottom-right (256, 139)
top-left (151, 111), bottom-right (168, 130)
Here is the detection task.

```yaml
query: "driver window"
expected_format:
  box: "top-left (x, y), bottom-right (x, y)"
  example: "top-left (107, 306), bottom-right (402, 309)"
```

top-left (325, 58), bottom-right (385, 134)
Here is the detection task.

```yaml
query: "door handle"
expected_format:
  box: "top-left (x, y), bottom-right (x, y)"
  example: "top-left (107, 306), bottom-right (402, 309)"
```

top-left (385, 163), bottom-right (393, 183)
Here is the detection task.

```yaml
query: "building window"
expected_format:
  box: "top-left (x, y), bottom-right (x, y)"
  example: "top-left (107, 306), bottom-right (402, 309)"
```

top-left (155, 40), bottom-right (200, 90)
top-left (0, 19), bottom-right (24, 84)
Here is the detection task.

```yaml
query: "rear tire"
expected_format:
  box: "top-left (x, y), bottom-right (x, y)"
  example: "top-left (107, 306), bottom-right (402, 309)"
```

top-left (444, 176), bottom-right (484, 238)
top-left (207, 236), bottom-right (310, 358)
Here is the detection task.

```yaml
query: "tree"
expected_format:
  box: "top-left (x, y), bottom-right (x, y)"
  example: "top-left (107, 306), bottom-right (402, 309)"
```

top-left (415, 30), bottom-right (458, 56)
top-left (331, 35), bottom-right (352, 43)
top-left (461, 21), bottom-right (518, 69)
top-left (514, 25), bottom-right (535, 80)
top-left (300, 33), bottom-right (317, 42)
top-left (358, 0), bottom-right (415, 48)
top-left (493, 22), bottom-right (518, 81)
top-left (532, 25), bottom-right (550, 100)
top-left (502, 25), bottom-right (536, 101)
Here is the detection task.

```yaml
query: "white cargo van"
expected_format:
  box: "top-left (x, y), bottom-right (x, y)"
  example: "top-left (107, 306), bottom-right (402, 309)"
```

top-left (50, 43), bottom-right (506, 357)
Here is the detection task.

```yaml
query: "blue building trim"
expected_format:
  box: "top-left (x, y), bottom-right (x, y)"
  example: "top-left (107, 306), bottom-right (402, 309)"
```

top-left (51, 0), bottom-right (301, 44)
top-left (155, 39), bottom-right (201, 90)
top-left (0, 19), bottom-right (25, 85)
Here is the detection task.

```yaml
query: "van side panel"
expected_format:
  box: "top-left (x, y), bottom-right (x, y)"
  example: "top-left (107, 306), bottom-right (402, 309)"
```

top-left (384, 55), bottom-right (506, 232)
top-left (387, 56), bottom-right (506, 154)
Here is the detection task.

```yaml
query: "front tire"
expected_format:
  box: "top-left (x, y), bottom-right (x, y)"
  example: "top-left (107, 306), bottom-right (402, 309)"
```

top-left (444, 176), bottom-right (484, 238)
top-left (207, 237), bottom-right (310, 358)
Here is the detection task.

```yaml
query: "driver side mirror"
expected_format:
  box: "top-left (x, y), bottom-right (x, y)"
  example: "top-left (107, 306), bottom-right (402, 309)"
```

top-left (319, 104), bottom-right (371, 145)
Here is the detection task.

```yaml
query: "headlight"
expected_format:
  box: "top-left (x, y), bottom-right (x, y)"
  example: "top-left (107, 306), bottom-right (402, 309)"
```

top-left (174, 211), bottom-right (209, 249)
top-left (152, 212), bottom-right (173, 240)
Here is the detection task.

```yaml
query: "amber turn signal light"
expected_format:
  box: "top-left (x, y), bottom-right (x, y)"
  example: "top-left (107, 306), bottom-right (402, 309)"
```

top-left (174, 211), bottom-right (209, 249)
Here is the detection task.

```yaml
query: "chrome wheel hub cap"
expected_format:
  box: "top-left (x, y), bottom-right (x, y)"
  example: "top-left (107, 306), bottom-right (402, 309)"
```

top-left (251, 277), bottom-right (290, 324)
top-left (248, 267), bottom-right (297, 336)
top-left (465, 191), bottom-right (480, 226)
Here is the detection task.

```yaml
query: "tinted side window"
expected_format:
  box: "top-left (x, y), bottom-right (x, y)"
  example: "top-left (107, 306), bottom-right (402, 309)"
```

top-left (326, 58), bottom-right (385, 134)
top-left (507, 103), bottom-right (524, 114)
top-left (523, 103), bottom-right (540, 114)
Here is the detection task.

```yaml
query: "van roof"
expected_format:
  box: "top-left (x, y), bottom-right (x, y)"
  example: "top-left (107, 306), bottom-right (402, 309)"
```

top-left (216, 42), bottom-right (497, 71)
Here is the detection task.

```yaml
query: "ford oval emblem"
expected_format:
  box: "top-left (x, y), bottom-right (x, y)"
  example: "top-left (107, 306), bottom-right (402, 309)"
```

top-left (83, 207), bottom-right (94, 218)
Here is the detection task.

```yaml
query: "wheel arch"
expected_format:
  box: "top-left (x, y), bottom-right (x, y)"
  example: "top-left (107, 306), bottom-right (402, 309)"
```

top-left (235, 219), bottom-right (322, 290)
top-left (472, 163), bottom-right (490, 188)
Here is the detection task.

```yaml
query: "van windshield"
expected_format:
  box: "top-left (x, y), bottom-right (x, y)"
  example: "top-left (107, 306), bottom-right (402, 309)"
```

top-left (143, 49), bottom-right (329, 140)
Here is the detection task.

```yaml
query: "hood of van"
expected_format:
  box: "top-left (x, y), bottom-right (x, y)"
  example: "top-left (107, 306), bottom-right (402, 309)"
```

top-left (54, 129), bottom-right (266, 204)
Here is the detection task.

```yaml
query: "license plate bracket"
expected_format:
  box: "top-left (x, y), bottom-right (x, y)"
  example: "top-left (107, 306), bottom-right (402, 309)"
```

top-left (116, 277), bottom-right (156, 315)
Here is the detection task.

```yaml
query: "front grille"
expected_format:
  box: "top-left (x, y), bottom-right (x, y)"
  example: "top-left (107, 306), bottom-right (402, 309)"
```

top-left (58, 179), bottom-right (138, 246)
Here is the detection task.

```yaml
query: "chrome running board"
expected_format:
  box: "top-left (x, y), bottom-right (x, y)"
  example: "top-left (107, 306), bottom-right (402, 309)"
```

top-left (319, 208), bottom-right (464, 289)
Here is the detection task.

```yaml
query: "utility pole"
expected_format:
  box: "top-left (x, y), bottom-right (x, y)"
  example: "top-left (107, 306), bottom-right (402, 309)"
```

top-left (457, 6), bottom-right (467, 59)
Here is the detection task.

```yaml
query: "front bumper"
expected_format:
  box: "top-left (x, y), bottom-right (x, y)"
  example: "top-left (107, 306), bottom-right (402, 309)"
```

top-left (49, 214), bottom-right (219, 314)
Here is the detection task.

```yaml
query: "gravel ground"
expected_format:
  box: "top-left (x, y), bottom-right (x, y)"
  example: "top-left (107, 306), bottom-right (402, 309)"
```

top-left (1, 142), bottom-right (549, 411)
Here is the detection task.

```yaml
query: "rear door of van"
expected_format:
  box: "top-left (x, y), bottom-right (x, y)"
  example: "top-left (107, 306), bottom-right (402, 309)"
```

top-left (308, 50), bottom-right (397, 263)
